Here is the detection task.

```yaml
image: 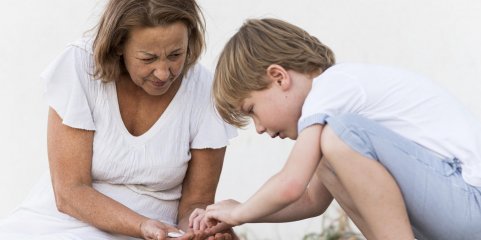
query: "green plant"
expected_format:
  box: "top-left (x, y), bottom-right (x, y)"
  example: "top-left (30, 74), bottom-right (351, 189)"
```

top-left (302, 208), bottom-right (364, 240)
top-left (233, 206), bottom-right (365, 240)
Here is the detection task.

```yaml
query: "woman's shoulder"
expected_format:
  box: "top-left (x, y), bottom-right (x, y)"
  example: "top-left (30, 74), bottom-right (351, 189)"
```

top-left (43, 37), bottom-right (95, 78)
top-left (42, 37), bottom-right (100, 131)
top-left (184, 63), bottom-right (213, 83)
top-left (182, 63), bottom-right (214, 95)
top-left (69, 37), bottom-right (95, 55)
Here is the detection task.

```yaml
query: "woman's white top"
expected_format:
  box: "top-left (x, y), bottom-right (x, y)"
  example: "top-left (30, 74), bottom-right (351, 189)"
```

top-left (0, 38), bottom-right (237, 239)
top-left (298, 63), bottom-right (481, 187)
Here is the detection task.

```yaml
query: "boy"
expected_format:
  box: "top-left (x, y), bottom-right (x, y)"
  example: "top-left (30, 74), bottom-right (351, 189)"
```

top-left (190, 18), bottom-right (481, 239)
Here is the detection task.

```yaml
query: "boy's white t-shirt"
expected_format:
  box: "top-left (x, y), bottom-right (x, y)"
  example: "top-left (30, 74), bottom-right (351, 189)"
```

top-left (298, 63), bottom-right (481, 187)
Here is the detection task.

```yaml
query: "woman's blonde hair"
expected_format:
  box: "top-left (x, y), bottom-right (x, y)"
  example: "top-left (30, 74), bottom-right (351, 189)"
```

top-left (92, 0), bottom-right (205, 82)
top-left (213, 18), bottom-right (336, 127)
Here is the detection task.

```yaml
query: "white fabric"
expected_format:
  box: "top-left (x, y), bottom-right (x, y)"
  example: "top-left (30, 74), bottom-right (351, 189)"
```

top-left (0, 38), bottom-right (237, 239)
top-left (298, 63), bottom-right (481, 187)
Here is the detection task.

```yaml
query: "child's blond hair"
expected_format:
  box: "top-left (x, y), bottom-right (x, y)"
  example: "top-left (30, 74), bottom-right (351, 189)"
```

top-left (213, 18), bottom-right (336, 127)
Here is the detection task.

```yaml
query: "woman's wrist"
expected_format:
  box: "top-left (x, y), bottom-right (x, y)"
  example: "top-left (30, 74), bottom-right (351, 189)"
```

top-left (137, 217), bottom-right (151, 238)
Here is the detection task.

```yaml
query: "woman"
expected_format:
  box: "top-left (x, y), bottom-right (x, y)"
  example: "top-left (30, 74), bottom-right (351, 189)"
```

top-left (0, 0), bottom-right (236, 239)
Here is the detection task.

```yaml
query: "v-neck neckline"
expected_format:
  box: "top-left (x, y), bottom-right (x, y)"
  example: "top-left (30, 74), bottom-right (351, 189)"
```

top-left (109, 79), bottom-right (185, 144)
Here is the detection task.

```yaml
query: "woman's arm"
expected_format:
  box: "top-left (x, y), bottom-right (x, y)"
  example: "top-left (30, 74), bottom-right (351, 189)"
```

top-left (47, 108), bottom-right (177, 238)
top-left (205, 124), bottom-right (324, 225)
top-left (177, 147), bottom-right (238, 238)
top-left (177, 147), bottom-right (225, 230)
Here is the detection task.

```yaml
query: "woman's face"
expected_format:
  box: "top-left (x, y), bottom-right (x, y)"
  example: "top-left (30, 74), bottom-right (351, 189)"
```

top-left (122, 22), bottom-right (189, 96)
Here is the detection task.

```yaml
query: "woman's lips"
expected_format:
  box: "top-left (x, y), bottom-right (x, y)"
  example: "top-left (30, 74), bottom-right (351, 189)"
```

top-left (150, 80), bottom-right (167, 87)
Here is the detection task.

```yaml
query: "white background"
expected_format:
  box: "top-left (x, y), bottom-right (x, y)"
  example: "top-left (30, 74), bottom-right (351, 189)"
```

top-left (1, 0), bottom-right (480, 239)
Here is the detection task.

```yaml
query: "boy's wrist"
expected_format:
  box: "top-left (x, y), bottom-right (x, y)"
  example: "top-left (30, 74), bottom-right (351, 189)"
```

top-left (231, 205), bottom-right (246, 226)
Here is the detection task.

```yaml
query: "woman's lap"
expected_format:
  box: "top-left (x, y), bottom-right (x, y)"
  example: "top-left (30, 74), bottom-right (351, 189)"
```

top-left (325, 114), bottom-right (481, 240)
top-left (0, 174), bottom-right (145, 240)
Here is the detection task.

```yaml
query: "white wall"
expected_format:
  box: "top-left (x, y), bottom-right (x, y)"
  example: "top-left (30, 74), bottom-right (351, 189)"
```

top-left (1, 0), bottom-right (480, 239)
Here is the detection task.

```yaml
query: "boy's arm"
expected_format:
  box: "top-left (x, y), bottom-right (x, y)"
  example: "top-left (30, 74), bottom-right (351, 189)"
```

top-left (205, 124), bottom-right (324, 225)
top-left (254, 161), bottom-right (333, 223)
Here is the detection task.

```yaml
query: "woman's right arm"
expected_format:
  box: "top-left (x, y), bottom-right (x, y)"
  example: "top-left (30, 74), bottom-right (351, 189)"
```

top-left (47, 108), bottom-right (177, 239)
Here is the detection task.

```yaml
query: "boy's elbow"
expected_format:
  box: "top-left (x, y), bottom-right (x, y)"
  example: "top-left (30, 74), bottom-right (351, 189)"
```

top-left (278, 178), bottom-right (305, 203)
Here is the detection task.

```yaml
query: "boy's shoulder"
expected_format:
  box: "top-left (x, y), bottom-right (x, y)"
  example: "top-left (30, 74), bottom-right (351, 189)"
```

top-left (322, 62), bottom-right (391, 75)
top-left (319, 62), bottom-right (425, 83)
top-left (314, 62), bottom-right (362, 83)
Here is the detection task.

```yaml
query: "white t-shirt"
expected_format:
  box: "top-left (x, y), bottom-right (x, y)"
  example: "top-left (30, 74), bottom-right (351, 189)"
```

top-left (298, 63), bottom-right (481, 187)
top-left (0, 38), bottom-right (236, 239)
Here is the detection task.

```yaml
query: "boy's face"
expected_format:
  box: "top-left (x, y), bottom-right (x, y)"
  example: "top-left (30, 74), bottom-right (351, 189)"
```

top-left (240, 66), bottom-right (313, 140)
top-left (241, 86), bottom-right (300, 140)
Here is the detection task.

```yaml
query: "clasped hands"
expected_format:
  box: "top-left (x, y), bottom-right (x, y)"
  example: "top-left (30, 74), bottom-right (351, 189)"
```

top-left (188, 199), bottom-right (242, 239)
top-left (140, 200), bottom-right (241, 240)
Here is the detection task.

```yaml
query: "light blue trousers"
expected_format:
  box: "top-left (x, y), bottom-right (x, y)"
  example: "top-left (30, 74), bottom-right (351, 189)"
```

top-left (324, 114), bottom-right (481, 240)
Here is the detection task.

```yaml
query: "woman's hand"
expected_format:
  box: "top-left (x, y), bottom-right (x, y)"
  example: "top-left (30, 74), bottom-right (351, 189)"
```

top-left (203, 224), bottom-right (237, 240)
top-left (178, 148), bottom-right (238, 239)
top-left (140, 219), bottom-right (182, 240)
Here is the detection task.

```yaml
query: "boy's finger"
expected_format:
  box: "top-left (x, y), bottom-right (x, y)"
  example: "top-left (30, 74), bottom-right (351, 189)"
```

top-left (189, 208), bottom-right (201, 227)
top-left (192, 217), bottom-right (199, 230)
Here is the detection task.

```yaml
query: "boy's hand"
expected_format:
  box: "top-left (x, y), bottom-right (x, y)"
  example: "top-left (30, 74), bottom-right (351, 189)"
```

top-left (204, 199), bottom-right (242, 227)
top-left (188, 207), bottom-right (238, 240)
top-left (204, 222), bottom-right (236, 238)
top-left (189, 208), bottom-right (210, 231)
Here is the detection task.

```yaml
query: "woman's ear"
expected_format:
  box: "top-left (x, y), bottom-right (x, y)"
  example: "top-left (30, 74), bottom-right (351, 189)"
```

top-left (116, 46), bottom-right (124, 56)
top-left (266, 64), bottom-right (291, 90)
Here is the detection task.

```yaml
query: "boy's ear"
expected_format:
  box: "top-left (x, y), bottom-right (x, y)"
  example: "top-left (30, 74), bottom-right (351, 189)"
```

top-left (266, 64), bottom-right (291, 90)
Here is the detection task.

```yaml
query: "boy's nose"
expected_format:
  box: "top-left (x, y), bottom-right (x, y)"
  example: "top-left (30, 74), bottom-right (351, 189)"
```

top-left (255, 123), bottom-right (266, 134)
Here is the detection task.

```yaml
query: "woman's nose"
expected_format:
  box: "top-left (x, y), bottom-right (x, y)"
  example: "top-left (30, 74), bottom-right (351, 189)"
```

top-left (153, 61), bottom-right (170, 80)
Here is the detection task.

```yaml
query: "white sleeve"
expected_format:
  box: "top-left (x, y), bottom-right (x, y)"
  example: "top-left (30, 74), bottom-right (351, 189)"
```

top-left (188, 65), bottom-right (237, 149)
top-left (298, 71), bottom-right (366, 133)
top-left (41, 44), bottom-right (96, 131)
top-left (190, 100), bottom-right (237, 149)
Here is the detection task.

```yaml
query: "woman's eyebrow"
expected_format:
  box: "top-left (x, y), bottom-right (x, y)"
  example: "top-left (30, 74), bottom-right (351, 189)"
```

top-left (138, 51), bottom-right (156, 56)
top-left (138, 48), bottom-right (184, 56)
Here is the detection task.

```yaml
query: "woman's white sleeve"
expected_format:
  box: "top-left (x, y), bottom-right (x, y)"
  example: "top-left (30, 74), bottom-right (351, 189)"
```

top-left (41, 45), bottom-right (96, 131)
top-left (188, 66), bottom-right (237, 149)
top-left (190, 100), bottom-right (238, 149)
